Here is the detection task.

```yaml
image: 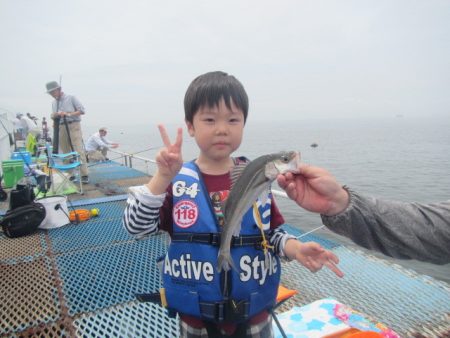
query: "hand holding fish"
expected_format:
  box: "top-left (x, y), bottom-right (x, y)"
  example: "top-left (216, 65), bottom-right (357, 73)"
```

top-left (277, 163), bottom-right (350, 216)
top-left (284, 239), bottom-right (344, 277)
top-left (146, 124), bottom-right (183, 195)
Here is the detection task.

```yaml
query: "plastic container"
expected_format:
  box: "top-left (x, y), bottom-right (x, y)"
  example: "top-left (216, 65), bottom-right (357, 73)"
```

top-left (11, 151), bottom-right (32, 165)
top-left (37, 195), bottom-right (70, 229)
top-left (1, 160), bottom-right (25, 188)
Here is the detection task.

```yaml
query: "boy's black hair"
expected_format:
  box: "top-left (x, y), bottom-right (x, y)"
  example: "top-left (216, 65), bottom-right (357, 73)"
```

top-left (184, 71), bottom-right (249, 123)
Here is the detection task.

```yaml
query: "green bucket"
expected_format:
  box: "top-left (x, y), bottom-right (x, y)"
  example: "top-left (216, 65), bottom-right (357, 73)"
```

top-left (1, 160), bottom-right (25, 188)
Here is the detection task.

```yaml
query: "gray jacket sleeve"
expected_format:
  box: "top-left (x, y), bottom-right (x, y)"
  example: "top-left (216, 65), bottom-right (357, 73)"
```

top-left (321, 189), bottom-right (450, 265)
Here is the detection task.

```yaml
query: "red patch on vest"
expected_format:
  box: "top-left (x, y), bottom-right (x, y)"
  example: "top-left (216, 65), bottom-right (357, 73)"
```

top-left (173, 200), bottom-right (199, 228)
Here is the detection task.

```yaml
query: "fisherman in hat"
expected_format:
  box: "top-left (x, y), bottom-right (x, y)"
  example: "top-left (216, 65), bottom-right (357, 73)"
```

top-left (85, 127), bottom-right (119, 162)
top-left (46, 81), bottom-right (89, 183)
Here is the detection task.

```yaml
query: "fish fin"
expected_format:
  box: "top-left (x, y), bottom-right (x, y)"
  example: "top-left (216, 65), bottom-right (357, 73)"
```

top-left (258, 186), bottom-right (271, 207)
top-left (229, 157), bottom-right (250, 190)
top-left (223, 159), bottom-right (248, 216)
top-left (217, 249), bottom-right (237, 272)
top-left (232, 223), bottom-right (242, 237)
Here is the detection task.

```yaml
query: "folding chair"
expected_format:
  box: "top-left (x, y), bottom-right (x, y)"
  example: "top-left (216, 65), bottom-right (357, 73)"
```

top-left (46, 143), bottom-right (83, 195)
top-left (271, 285), bottom-right (298, 338)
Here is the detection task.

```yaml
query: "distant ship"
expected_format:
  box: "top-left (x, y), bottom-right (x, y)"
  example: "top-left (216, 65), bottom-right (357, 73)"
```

top-left (310, 142), bottom-right (318, 148)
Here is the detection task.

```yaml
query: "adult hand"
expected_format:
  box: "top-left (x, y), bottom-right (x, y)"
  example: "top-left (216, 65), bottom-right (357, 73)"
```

top-left (51, 112), bottom-right (61, 119)
top-left (277, 164), bottom-right (349, 216)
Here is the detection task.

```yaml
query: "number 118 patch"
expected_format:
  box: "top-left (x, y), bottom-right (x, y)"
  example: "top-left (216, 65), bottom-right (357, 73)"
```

top-left (173, 200), bottom-right (199, 228)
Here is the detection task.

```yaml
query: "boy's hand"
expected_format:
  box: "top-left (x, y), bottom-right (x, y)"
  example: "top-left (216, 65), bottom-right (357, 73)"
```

top-left (285, 239), bottom-right (344, 278)
top-left (156, 124), bottom-right (183, 178)
top-left (146, 124), bottom-right (183, 194)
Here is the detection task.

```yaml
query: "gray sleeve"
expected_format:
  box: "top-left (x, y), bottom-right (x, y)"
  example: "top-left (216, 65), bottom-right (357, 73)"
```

top-left (321, 189), bottom-right (450, 265)
top-left (71, 96), bottom-right (85, 114)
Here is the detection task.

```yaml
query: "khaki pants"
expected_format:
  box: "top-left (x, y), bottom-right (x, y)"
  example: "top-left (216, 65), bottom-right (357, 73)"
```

top-left (87, 147), bottom-right (108, 162)
top-left (58, 121), bottom-right (88, 176)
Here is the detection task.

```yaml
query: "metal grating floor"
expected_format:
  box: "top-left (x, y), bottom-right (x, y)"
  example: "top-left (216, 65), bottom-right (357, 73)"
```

top-left (1, 179), bottom-right (450, 336)
top-left (0, 232), bottom-right (47, 263)
top-left (0, 256), bottom-right (60, 334)
top-left (74, 301), bottom-right (179, 338)
top-left (88, 162), bottom-right (147, 183)
top-left (0, 195), bottom-right (179, 338)
top-left (56, 237), bottom-right (167, 315)
top-left (281, 224), bottom-right (450, 337)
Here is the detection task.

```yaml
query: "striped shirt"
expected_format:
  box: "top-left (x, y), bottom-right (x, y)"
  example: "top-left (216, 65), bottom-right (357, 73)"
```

top-left (123, 181), bottom-right (295, 255)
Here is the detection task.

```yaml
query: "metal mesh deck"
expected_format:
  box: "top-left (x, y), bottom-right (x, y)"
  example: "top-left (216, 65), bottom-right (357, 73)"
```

top-left (56, 237), bottom-right (166, 315)
top-left (1, 189), bottom-right (450, 336)
top-left (74, 301), bottom-right (179, 338)
top-left (0, 195), bottom-right (178, 338)
top-left (281, 224), bottom-right (450, 337)
top-left (88, 162), bottom-right (148, 183)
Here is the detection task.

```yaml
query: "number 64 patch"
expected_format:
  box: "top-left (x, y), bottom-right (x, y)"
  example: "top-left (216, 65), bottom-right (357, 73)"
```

top-left (173, 200), bottom-right (199, 228)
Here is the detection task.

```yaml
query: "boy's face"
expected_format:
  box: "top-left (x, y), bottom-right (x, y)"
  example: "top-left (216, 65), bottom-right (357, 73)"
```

top-left (186, 98), bottom-right (245, 163)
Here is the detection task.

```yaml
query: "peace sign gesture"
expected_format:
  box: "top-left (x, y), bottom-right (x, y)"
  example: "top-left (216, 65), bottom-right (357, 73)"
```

top-left (156, 124), bottom-right (183, 177)
top-left (146, 124), bottom-right (183, 195)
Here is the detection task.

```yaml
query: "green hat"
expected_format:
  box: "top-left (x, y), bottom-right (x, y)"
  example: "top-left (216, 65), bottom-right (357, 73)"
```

top-left (46, 81), bottom-right (61, 93)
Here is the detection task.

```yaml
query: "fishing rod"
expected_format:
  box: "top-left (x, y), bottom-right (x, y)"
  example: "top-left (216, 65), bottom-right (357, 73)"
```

top-left (270, 190), bottom-right (328, 239)
top-left (86, 145), bottom-right (162, 168)
top-left (296, 225), bottom-right (326, 239)
top-left (52, 75), bottom-right (62, 154)
top-left (127, 145), bottom-right (162, 155)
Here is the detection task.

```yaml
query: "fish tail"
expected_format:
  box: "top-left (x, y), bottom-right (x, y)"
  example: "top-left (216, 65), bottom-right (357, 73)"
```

top-left (217, 249), bottom-right (236, 272)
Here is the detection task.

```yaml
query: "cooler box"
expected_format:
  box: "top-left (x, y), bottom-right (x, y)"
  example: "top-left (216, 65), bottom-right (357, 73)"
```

top-left (11, 151), bottom-right (32, 165)
top-left (1, 160), bottom-right (25, 188)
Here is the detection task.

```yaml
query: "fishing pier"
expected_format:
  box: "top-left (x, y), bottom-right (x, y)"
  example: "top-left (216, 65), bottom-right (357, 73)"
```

top-left (1, 158), bottom-right (449, 337)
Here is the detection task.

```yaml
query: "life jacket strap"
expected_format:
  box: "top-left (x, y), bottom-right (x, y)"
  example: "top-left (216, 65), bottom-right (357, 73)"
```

top-left (172, 232), bottom-right (221, 245)
top-left (172, 232), bottom-right (266, 248)
top-left (199, 299), bottom-right (250, 323)
top-left (136, 292), bottom-right (251, 323)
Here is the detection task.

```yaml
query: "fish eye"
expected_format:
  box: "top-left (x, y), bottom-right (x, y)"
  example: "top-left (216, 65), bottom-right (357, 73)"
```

top-left (281, 154), bottom-right (289, 163)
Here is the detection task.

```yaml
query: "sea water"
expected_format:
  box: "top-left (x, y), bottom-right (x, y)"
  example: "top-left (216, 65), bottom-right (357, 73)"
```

top-left (86, 116), bottom-right (450, 283)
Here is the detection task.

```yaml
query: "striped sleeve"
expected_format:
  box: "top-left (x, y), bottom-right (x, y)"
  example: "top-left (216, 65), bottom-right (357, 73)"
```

top-left (122, 185), bottom-right (166, 237)
top-left (269, 227), bottom-right (296, 258)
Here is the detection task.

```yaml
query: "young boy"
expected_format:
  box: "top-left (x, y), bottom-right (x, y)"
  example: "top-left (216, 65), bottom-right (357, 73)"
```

top-left (123, 71), bottom-right (343, 337)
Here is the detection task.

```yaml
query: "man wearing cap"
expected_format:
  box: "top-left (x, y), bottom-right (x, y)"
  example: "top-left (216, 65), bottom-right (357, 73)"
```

top-left (46, 81), bottom-right (89, 183)
top-left (85, 127), bottom-right (119, 162)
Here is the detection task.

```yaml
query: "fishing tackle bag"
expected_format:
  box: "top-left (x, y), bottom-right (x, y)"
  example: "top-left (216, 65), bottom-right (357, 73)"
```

top-left (0, 203), bottom-right (46, 238)
top-left (9, 181), bottom-right (36, 210)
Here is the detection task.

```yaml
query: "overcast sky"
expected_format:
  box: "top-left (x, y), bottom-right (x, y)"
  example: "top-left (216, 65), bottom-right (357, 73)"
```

top-left (0, 0), bottom-right (449, 127)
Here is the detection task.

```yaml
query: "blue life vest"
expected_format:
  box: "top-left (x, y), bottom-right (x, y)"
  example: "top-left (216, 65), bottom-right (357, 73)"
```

top-left (162, 161), bottom-right (281, 323)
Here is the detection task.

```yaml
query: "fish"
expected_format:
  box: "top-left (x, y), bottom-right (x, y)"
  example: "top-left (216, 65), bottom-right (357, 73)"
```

top-left (217, 151), bottom-right (301, 272)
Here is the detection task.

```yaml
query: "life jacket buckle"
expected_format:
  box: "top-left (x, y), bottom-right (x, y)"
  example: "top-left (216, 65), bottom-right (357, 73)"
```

top-left (225, 299), bottom-right (248, 322)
